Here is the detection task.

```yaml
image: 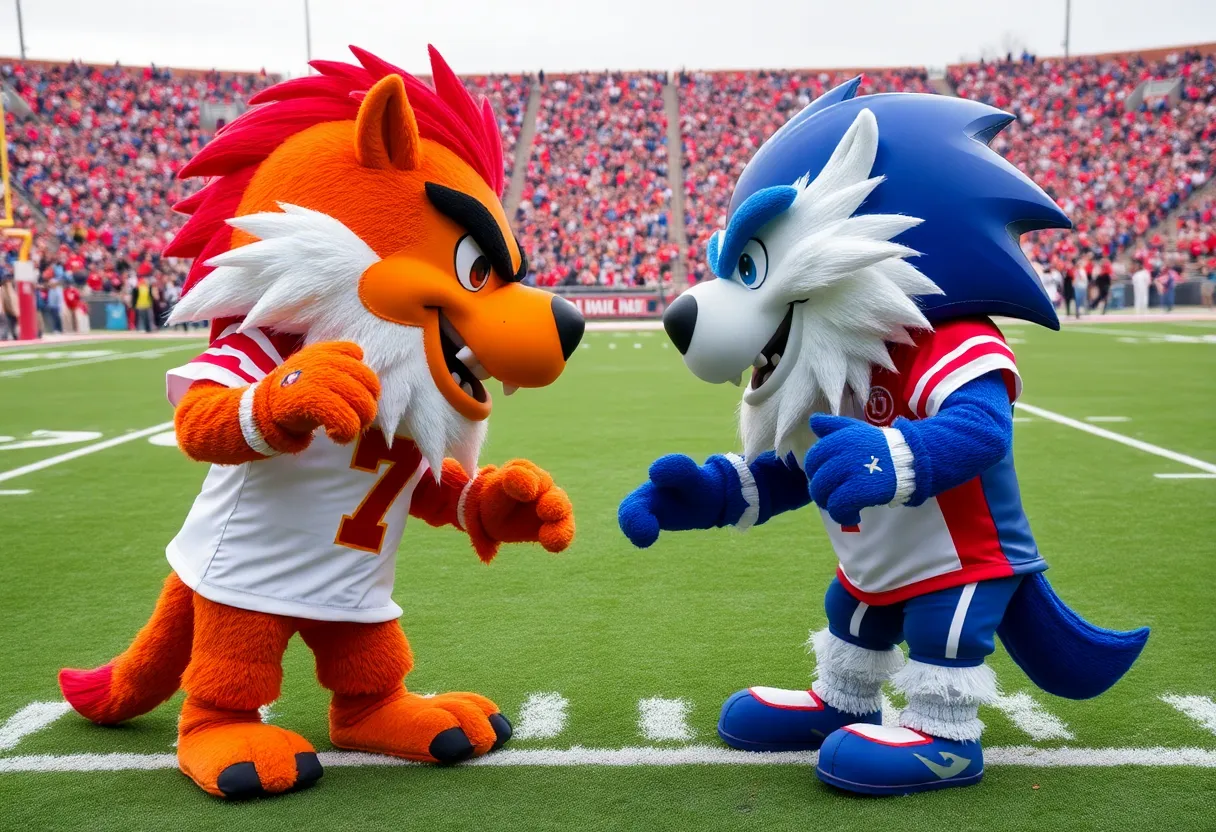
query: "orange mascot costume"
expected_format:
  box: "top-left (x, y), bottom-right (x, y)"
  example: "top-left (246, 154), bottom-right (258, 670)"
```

top-left (56, 46), bottom-right (584, 799)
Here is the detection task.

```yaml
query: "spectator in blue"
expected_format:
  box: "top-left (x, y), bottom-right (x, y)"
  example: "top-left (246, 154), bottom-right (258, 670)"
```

top-left (1157, 268), bottom-right (1177, 313)
top-left (44, 278), bottom-right (65, 333)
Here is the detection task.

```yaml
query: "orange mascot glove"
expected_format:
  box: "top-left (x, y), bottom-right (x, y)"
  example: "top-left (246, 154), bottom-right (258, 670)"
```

top-left (462, 460), bottom-right (575, 562)
top-left (251, 341), bottom-right (381, 454)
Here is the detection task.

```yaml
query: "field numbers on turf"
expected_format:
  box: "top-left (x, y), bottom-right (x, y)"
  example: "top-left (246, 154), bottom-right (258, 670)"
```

top-left (0, 430), bottom-right (103, 451)
top-left (0, 702), bottom-right (72, 752)
top-left (1161, 695), bottom-right (1216, 737)
top-left (992, 691), bottom-right (1075, 741)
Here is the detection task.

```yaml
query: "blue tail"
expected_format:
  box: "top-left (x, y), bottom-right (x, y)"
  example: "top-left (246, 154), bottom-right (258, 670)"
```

top-left (997, 573), bottom-right (1149, 700)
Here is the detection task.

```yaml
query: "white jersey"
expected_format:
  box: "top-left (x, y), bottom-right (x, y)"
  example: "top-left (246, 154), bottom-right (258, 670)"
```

top-left (165, 324), bottom-right (427, 622)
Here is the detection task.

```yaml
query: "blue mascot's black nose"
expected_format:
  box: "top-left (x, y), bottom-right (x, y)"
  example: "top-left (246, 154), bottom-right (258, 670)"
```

top-left (551, 294), bottom-right (585, 360)
top-left (663, 293), bottom-right (697, 355)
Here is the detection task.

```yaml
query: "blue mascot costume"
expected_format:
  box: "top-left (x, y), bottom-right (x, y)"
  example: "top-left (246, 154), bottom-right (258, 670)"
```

top-left (618, 78), bottom-right (1149, 795)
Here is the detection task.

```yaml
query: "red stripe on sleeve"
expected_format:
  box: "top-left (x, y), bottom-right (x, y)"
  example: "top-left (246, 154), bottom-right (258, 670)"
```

top-left (212, 332), bottom-right (279, 375)
top-left (190, 351), bottom-right (257, 384)
top-left (914, 342), bottom-right (1015, 417)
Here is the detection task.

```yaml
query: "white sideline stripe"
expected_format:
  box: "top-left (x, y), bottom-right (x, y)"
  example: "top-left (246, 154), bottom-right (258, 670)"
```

top-left (514, 692), bottom-right (569, 740)
top-left (4, 746), bottom-right (1216, 772)
top-left (0, 702), bottom-right (73, 752)
top-left (992, 692), bottom-right (1075, 741)
top-left (1161, 695), bottom-right (1216, 737)
top-left (1017, 403), bottom-right (1216, 474)
top-left (1154, 473), bottom-right (1216, 480)
top-left (0, 423), bottom-right (174, 484)
top-left (0, 489), bottom-right (31, 495)
top-left (638, 697), bottom-right (695, 741)
top-left (0, 344), bottom-right (197, 378)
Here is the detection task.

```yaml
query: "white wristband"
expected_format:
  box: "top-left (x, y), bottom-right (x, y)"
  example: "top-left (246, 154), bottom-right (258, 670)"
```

top-left (239, 382), bottom-right (278, 458)
top-left (456, 476), bottom-right (476, 531)
top-left (881, 428), bottom-right (916, 506)
top-left (724, 452), bottom-right (760, 531)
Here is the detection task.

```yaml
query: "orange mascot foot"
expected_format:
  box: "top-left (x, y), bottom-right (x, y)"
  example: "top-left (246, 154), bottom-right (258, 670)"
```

top-left (177, 700), bottom-right (323, 799)
top-left (329, 689), bottom-right (512, 764)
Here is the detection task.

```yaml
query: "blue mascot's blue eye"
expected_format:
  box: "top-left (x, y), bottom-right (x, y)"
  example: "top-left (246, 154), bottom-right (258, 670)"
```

top-left (738, 253), bottom-right (756, 285)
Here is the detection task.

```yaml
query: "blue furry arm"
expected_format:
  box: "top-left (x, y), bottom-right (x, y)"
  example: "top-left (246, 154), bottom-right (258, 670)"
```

top-left (749, 451), bottom-right (812, 524)
top-left (617, 451), bottom-right (811, 548)
top-left (804, 372), bottom-right (1013, 525)
top-left (896, 371), bottom-right (1013, 505)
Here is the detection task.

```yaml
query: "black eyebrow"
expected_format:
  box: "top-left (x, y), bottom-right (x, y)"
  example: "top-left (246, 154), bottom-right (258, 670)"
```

top-left (424, 182), bottom-right (524, 283)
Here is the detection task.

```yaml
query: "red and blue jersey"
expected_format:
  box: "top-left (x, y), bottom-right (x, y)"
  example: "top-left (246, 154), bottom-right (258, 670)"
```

top-left (824, 317), bottom-right (1045, 605)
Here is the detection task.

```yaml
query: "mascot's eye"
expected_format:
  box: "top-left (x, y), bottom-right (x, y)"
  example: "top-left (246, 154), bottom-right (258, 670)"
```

top-left (454, 235), bottom-right (491, 292)
top-left (733, 238), bottom-right (768, 289)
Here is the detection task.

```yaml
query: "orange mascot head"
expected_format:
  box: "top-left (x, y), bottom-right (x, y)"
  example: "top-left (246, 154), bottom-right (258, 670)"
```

top-left (167, 46), bottom-right (583, 469)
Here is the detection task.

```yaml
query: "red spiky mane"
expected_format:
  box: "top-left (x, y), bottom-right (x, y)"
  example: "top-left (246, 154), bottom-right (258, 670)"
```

top-left (167, 45), bottom-right (505, 295)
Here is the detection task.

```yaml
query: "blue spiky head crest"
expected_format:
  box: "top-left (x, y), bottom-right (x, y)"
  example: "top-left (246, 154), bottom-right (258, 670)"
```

top-left (721, 77), bottom-right (1071, 329)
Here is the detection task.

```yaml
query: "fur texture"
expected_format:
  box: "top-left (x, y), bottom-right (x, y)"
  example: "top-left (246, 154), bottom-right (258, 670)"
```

top-left (736, 110), bottom-right (941, 461)
top-left (809, 628), bottom-right (905, 716)
top-left (171, 205), bottom-right (485, 473)
top-left (892, 658), bottom-right (998, 742)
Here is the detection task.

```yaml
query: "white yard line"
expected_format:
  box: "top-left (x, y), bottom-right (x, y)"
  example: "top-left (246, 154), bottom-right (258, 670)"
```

top-left (1154, 473), bottom-right (1216, 480)
top-left (992, 692), bottom-right (1075, 741)
top-left (0, 423), bottom-right (174, 485)
top-left (0, 489), bottom-right (31, 495)
top-left (513, 693), bottom-right (570, 741)
top-left (1016, 403), bottom-right (1216, 475)
top-left (638, 697), bottom-right (695, 741)
top-left (0, 702), bottom-right (73, 752)
top-left (0, 344), bottom-right (197, 378)
top-left (4, 745), bottom-right (1216, 772)
top-left (1161, 695), bottom-right (1216, 737)
top-left (1084, 416), bottom-right (1130, 423)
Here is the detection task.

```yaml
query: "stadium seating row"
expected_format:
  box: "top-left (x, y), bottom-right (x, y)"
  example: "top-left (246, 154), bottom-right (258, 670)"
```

top-left (3, 48), bottom-right (1214, 304)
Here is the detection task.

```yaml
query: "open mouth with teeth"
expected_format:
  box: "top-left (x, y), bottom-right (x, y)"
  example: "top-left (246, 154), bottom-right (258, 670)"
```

top-left (750, 305), bottom-right (794, 390)
top-left (437, 311), bottom-right (522, 411)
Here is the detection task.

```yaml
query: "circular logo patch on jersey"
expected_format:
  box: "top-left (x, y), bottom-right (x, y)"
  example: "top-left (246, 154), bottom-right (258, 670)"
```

top-left (281, 370), bottom-right (302, 388)
top-left (864, 386), bottom-right (895, 426)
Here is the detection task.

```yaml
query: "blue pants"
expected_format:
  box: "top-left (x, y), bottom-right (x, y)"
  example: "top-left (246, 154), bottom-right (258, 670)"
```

top-left (825, 576), bottom-right (1023, 668)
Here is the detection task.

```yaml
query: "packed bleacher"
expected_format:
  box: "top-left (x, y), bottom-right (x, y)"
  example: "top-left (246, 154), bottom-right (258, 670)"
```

top-left (3, 44), bottom-right (1215, 335)
top-left (950, 49), bottom-right (1216, 277)
top-left (515, 72), bottom-right (678, 289)
top-left (677, 68), bottom-right (934, 283)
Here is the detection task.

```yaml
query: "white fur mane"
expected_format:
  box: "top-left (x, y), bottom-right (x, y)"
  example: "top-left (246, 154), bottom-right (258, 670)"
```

top-left (169, 204), bottom-right (485, 474)
top-left (741, 108), bottom-right (943, 461)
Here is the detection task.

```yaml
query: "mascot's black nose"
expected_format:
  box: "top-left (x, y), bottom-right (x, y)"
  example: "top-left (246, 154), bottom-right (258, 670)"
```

top-left (663, 293), bottom-right (697, 355)
top-left (552, 295), bottom-right (585, 360)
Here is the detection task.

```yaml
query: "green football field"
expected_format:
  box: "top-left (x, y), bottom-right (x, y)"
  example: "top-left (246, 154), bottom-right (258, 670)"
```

top-left (1, 320), bottom-right (1214, 831)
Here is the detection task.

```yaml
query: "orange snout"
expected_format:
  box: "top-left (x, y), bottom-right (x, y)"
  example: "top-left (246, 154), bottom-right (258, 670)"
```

top-left (359, 256), bottom-right (584, 421)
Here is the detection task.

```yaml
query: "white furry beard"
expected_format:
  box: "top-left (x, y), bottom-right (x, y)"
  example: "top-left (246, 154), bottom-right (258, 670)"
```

top-left (169, 204), bottom-right (486, 476)
top-left (739, 262), bottom-right (935, 463)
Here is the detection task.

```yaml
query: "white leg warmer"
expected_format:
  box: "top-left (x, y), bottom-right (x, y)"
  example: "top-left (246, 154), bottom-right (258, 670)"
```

top-left (808, 628), bottom-right (904, 716)
top-left (893, 659), bottom-right (998, 742)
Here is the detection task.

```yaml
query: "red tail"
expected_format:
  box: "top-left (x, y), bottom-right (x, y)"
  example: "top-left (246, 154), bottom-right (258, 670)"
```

top-left (60, 572), bottom-right (195, 724)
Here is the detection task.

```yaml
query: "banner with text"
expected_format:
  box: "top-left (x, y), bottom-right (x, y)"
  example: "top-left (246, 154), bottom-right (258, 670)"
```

top-left (564, 293), bottom-right (665, 319)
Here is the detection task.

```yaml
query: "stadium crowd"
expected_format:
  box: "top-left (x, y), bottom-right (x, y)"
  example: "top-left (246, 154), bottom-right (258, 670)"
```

top-left (950, 48), bottom-right (1216, 279)
top-left (515, 72), bottom-right (678, 289)
top-left (678, 67), bottom-right (934, 282)
top-left (2, 44), bottom-right (1215, 337)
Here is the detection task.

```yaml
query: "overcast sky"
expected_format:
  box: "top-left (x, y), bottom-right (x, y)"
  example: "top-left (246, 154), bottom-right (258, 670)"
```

top-left (0, 0), bottom-right (1213, 77)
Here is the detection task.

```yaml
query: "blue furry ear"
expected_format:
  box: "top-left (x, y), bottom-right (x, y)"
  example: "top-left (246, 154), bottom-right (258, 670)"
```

top-left (772, 76), bottom-right (862, 140)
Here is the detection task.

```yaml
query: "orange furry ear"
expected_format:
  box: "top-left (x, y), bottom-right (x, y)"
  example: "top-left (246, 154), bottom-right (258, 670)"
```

top-left (354, 74), bottom-right (422, 171)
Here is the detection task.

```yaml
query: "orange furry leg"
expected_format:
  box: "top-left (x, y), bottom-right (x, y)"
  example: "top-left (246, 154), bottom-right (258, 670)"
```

top-left (59, 572), bottom-right (194, 724)
top-left (177, 596), bottom-right (321, 799)
top-left (300, 619), bottom-right (511, 764)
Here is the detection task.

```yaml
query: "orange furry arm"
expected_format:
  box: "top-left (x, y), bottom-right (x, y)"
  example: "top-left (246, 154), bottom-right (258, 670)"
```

top-left (174, 342), bottom-right (380, 466)
top-left (175, 380), bottom-right (313, 465)
top-left (408, 459), bottom-right (471, 529)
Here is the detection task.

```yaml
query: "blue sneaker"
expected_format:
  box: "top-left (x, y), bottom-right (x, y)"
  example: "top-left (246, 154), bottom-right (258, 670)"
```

top-left (717, 687), bottom-right (879, 752)
top-left (816, 724), bottom-right (984, 795)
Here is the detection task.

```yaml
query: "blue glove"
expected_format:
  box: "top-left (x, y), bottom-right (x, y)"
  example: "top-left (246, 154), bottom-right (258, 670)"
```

top-left (803, 414), bottom-right (899, 526)
top-left (618, 454), bottom-right (748, 548)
